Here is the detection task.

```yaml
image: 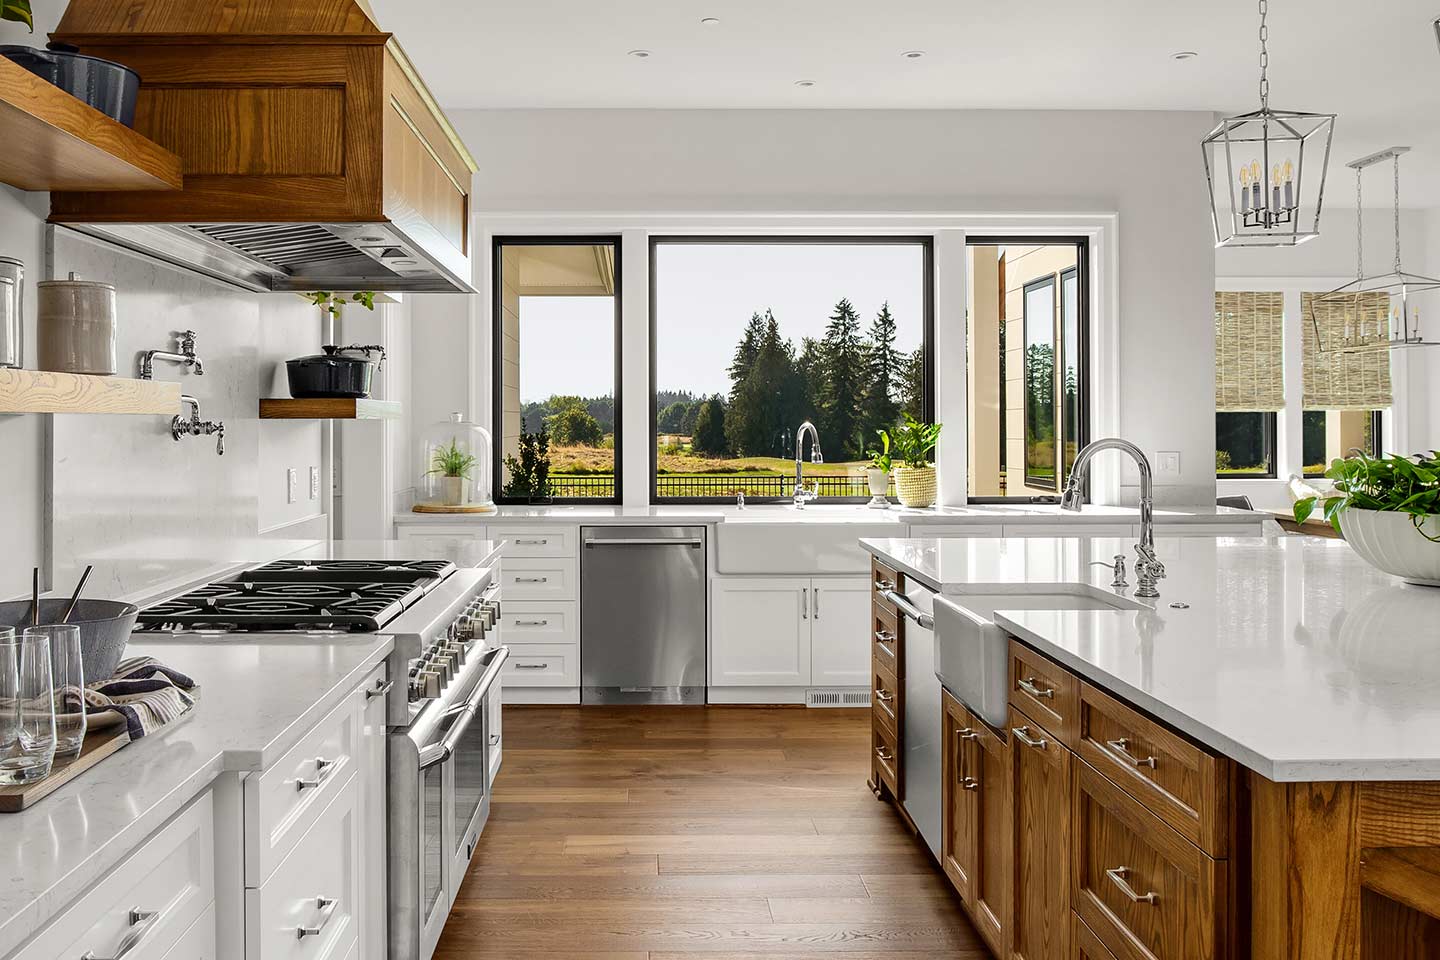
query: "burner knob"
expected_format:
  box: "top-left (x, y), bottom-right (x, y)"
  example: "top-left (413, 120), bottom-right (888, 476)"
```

top-left (454, 615), bottom-right (483, 641)
top-left (446, 642), bottom-right (467, 665)
top-left (417, 670), bottom-right (442, 699)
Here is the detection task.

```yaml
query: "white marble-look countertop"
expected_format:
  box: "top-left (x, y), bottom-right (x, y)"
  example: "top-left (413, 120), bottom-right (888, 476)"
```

top-left (0, 634), bottom-right (392, 958)
top-left (281, 538), bottom-right (504, 570)
top-left (395, 502), bottom-right (1262, 527)
top-left (860, 534), bottom-right (1440, 783)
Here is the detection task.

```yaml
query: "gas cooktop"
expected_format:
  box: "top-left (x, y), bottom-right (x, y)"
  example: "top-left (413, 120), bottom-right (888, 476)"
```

top-left (136, 558), bottom-right (457, 633)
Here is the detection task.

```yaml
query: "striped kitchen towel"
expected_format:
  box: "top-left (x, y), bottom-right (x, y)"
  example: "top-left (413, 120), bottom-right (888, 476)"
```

top-left (77, 657), bottom-right (199, 741)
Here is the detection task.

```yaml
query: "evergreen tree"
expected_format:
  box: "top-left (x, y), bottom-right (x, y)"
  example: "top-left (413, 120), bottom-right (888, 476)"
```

top-left (899, 347), bottom-right (925, 421)
top-left (818, 298), bottom-right (867, 460)
top-left (863, 302), bottom-right (901, 439)
top-left (657, 401), bottom-right (689, 435)
top-left (726, 312), bottom-right (767, 404)
top-left (795, 336), bottom-right (825, 425)
top-left (678, 402), bottom-right (700, 436)
top-left (725, 311), bottom-right (802, 456)
top-left (691, 395), bottom-right (728, 455)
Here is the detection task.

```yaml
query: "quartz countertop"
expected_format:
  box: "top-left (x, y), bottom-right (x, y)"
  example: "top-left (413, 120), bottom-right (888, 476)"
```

top-left (860, 534), bottom-right (1440, 782)
top-left (395, 503), bottom-right (1263, 526)
top-left (281, 537), bottom-right (504, 570)
top-left (0, 633), bottom-right (392, 958)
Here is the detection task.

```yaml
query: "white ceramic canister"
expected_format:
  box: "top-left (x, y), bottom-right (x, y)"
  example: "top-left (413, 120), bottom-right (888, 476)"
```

top-left (0, 256), bottom-right (22, 368)
top-left (38, 273), bottom-right (117, 376)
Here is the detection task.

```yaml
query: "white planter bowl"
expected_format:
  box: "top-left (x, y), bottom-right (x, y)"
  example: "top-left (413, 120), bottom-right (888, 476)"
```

top-left (1338, 508), bottom-right (1440, 587)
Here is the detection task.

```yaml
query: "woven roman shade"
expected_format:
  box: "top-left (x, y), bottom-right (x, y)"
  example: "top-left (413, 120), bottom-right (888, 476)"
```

top-left (1215, 291), bottom-right (1285, 411)
top-left (1302, 292), bottom-right (1394, 409)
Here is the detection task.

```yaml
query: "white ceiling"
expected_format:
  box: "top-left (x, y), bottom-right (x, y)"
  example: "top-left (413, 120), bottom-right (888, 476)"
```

top-left (375, 1), bottom-right (1440, 205)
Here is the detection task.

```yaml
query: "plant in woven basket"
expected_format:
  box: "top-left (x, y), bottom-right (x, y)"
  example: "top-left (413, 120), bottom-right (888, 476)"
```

top-left (890, 415), bottom-right (942, 507)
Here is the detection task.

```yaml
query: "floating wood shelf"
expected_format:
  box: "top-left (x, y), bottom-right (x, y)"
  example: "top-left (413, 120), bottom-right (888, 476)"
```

top-left (0, 368), bottom-right (180, 414)
top-left (259, 398), bottom-right (401, 420)
top-left (0, 58), bottom-right (182, 193)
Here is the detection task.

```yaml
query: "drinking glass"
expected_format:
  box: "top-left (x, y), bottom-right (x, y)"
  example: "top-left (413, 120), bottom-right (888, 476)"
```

top-left (26, 625), bottom-right (85, 761)
top-left (0, 628), bottom-right (56, 785)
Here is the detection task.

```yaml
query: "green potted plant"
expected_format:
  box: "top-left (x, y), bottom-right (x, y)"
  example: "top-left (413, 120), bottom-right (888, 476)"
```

top-left (1293, 450), bottom-right (1440, 586)
top-left (502, 427), bottom-right (554, 503)
top-left (427, 439), bottom-right (478, 506)
top-left (303, 290), bottom-right (376, 318)
top-left (891, 414), bottom-right (942, 508)
top-left (866, 430), bottom-right (894, 508)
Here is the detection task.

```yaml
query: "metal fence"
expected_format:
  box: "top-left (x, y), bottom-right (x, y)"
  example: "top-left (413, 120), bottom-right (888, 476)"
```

top-left (540, 473), bottom-right (891, 500)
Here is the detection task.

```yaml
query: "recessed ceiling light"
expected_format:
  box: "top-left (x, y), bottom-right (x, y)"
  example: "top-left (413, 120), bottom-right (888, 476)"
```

top-left (902, 50), bottom-right (925, 59)
top-left (700, 17), bottom-right (720, 26)
top-left (627, 49), bottom-right (652, 59)
top-left (1172, 50), bottom-right (1199, 60)
top-left (794, 79), bottom-right (816, 88)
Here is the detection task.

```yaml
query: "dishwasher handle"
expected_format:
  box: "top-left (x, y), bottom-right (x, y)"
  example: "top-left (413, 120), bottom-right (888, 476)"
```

top-left (584, 537), bottom-right (704, 547)
top-left (881, 589), bottom-right (934, 630)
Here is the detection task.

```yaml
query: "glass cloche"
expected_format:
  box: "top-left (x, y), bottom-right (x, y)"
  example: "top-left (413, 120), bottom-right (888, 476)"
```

top-left (414, 412), bottom-right (495, 513)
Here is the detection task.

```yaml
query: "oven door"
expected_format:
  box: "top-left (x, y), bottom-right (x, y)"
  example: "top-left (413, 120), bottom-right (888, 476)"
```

top-left (443, 646), bottom-right (507, 902)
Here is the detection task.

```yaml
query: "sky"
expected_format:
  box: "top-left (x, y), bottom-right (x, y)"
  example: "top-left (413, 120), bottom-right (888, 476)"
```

top-left (517, 242), bottom-right (926, 403)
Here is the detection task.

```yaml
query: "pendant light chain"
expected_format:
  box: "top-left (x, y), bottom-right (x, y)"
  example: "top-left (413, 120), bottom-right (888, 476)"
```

top-left (1393, 153), bottom-right (1403, 275)
top-left (1258, 0), bottom-right (1270, 111)
top-left (1355, 167), bottom-right (1364, 281)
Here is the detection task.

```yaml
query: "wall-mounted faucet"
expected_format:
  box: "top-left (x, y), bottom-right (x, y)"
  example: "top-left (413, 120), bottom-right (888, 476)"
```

top-left (173, 394), bottom-right (224, 455)
top-left (793, 420), bottom-right (823, 508)
top-left (140, 330), bottom-right (204, 380)
top-left (1060, 438), bottom-right (1165, 598)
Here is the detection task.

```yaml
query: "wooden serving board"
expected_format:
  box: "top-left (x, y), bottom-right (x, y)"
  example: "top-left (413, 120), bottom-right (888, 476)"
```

top-left (0, 726), bottom-right (129, 813)
top-left (411, 502), bottom-right (497, 514)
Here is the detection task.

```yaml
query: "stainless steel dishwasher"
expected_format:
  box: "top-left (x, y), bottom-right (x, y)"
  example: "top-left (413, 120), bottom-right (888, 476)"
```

top-left (580, 526), bottom-right (707, 704)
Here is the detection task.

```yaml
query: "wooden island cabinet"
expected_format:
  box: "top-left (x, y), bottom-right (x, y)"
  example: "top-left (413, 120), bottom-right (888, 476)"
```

top-left (868, 571), bottom-right (1440, 960)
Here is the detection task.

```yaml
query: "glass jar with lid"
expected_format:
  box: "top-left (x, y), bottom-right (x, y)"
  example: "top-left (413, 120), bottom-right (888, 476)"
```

top-left (414, 412), bottom-right (495, 513)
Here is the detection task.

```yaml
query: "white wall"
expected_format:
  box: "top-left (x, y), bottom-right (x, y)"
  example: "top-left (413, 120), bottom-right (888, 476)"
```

top-left (412, 108), bottom-right (1220, 506)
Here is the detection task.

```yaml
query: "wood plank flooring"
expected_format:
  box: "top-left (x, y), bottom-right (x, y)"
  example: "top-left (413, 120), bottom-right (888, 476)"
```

top-left (436, 706), bottom-right (987, 960)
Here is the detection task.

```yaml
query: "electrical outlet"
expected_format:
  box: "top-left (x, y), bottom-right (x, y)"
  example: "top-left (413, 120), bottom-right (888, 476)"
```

top-left (1157, 450), bottom-right (1181, 480)
top-left (309, 466), bottom-right (320, 500)
top-left (286, 468), bottom-right (298, 504)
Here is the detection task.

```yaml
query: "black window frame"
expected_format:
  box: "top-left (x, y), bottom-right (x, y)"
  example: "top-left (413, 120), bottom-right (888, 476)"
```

top-left (1215, 411), bottom-right (1278, 480)
top-left (966, 236), bottom-right (1091, 505)
top-left (491, 235), bottom-right (623, 505)
top-left (1021, 273), bottom-right (1059, 491)
top-left (647, 235), bottom-right (935, 505)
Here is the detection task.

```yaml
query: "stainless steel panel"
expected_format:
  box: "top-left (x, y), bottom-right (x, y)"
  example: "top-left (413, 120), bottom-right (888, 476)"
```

top-left (580, 526), bottom-right (706, 705)
top-left (899, 580), bottom-right (942, 857)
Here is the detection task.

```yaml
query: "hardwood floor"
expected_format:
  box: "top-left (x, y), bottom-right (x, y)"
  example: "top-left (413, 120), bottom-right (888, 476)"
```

top-left (436, 706), bottom-right (988, 959)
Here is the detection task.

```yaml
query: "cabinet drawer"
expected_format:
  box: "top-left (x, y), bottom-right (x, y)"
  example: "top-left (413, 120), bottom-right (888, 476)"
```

top-left (1078, 681), bottom-right (1233, 857)
top-left (245, 690), bottom-right (359, 886)
top-left (871, 716), bottom-right (900, 799)
top-left (502, 557), bottom-right (577, 600)
top-left (1072, 759), bottom-right (1223, 960)
top-left (13, 792), bottom-right (215, 960)
top-left (246, 774), bottom-right (360, 960)
top-left (503, 642), bottom-right (578, 687)
top-left (1010, 639), bottom-right (1078, 746)
top-left (163, 902), bottom-right (217, 960)
top-left (871, 557), bottom-right (901, 618)
top-left (503, 600), bottom-right (578, 643)
top-left (872, 602), bottom-right (901, 676)
top-left (871, 658), bottom-right (902, 737)
top-left (1073, 912), bottom-right (1122, 960)
top-left (501, 524), bottom-right (578, 557)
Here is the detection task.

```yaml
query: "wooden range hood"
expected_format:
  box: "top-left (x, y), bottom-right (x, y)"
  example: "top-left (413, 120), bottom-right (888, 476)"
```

top-left (48, 0), bottom-right (477, 293)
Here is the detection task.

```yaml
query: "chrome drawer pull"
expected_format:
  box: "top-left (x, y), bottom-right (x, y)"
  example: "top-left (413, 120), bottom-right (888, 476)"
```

top-left (874, 688), bottom-right (894, 703)
top-left (515, 538), bottom-right (548, 545)
top-left (515, 576), bottom-right (549, 583)
top-left (1105, 866), bottom-right (1158, 905)
top-left (874, 578), bottom-right (895, 592)
top-left (81, 908), bottom-right (162, 960)
top-left (1017, 676), bottom-right (1055, 700)
top-left (514, 619), bottom-right (550, 626)
top-left (961, 777), bottom-right (980, 791)
top-left (1106, 737), bottom-right (1158, 769)
top-left (873, 630), bottom-right (895, 645)
top-left (1012, 726), bottom-right (1048, 750)
top-left (875, 746), bottom-right (894, 762)
top-left (365, 679), bottom-right (393, 699)
top-left (515, 662), bottom-right (549, 670)
top-left (296, 896), bottom-right (339, 938)
top-left (296, 756), bottom-right (335, 791)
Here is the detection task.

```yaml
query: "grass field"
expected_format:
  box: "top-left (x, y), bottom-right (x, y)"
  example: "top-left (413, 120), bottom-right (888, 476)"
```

top-left (550, 442), bottom-right (871, 477)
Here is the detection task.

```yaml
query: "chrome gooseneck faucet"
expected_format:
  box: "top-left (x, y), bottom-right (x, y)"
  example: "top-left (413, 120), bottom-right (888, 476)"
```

top-left (140, 330), bottom-right (204, 380)
top-left (1061, 438), bottom-right (1165, 598)
top-left (793, 421), bottom-right (823, 508)
top-left (173, 395), bottom-right (225, 455)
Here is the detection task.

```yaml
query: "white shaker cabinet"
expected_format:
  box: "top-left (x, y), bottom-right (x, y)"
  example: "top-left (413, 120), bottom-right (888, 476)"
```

top-left (711, 577), bottom-right (870, 689)
top-left (808, 578), bottom-right (872, 687)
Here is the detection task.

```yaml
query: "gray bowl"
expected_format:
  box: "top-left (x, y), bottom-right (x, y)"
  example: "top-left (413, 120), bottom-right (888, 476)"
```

top-left (0, 599), bottom-right (139, 684)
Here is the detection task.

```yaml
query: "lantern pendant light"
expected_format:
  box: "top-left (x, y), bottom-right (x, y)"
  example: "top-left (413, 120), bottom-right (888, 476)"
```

top-left (1201, 0), bottom-right (1336, 247)
top-left (1310, 147), bottom-right (1440, 355)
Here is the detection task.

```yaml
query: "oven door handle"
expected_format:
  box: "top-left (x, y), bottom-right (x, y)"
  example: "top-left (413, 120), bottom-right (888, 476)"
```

top-left (418, 646), bottom-right (508, 770)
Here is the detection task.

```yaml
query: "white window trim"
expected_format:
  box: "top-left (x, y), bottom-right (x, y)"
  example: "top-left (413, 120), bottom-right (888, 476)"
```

top-left (474, 212), bottom-right (1120, 508)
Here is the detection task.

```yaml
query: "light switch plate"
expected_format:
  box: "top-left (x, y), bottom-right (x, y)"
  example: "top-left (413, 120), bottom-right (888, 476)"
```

top-left (286, 468), bottom-right (298, 504)
top-left (309, 466), bottom-right (320, 500)
top-left (1157, 450), bottom-right (1181, 479)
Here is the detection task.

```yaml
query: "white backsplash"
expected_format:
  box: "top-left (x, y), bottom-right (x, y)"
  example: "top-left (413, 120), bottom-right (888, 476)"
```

top-left (42, 230), bottom-right (325, 601)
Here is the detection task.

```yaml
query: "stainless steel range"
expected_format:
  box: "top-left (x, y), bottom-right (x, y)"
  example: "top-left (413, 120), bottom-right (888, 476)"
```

top-left (137, 557), bottom-right (507, 960)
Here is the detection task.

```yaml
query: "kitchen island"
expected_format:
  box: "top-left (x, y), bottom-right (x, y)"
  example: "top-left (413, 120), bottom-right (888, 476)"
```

top-left (861, 533), bottom-right (1440, 960)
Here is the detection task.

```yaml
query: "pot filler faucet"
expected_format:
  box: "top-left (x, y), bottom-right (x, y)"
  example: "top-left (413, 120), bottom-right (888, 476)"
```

top-left (793, 420), bottom-right (823, 508)
top-left (1060, 437), bottom-right (1164, 598)
top-left (139, 329), bottom-right (204, 380)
